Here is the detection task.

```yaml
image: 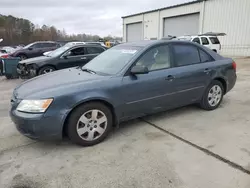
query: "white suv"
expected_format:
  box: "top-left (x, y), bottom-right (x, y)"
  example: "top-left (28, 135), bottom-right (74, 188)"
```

top-left (176, 34), bottom-right (222, 53)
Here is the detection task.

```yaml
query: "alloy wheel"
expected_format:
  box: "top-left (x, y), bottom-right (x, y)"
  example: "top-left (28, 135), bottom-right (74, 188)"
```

top-left (42, 68), bottom-right (54, 74)
top-left (208, 85), bottom-right (222, 107)
top-left (76, 109), bottom-right (108, 141)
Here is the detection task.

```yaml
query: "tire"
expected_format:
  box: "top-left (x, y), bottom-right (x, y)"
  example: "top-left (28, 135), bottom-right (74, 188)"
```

top-left (18, 54), bottom-right (27, 60)
top-left (38, 66), bottom-right (56, 75)
top-left (67, 102), bottom-right (113, 146)
top-left (5, 74), bottom-right (12, 79)
top-left (200, 80), bottom-right (224, 111)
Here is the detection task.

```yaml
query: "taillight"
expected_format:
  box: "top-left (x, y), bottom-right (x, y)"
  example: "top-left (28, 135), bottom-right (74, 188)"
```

top-left (232, 61), bottom-right (236, 71)
top-left (1, 54), bottom-right (9, 58)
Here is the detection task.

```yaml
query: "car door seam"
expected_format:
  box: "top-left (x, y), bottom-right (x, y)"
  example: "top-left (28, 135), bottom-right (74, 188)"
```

top-left (126, 86), bottom-right (204, 105)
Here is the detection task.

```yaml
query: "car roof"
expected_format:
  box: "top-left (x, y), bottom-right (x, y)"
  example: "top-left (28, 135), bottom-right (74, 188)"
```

top-left (34, 41), bottom-right (57, 44)
top-left (117, 40), bottom-right (198, 48)
top-left (68, 44), bottom-right (106, 48)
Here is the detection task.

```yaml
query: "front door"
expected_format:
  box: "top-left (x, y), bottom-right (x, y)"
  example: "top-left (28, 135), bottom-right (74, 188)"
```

top-left (120, 44), bottom-right (176, 119)
top-left (58, 46), bottom-right (88, 69)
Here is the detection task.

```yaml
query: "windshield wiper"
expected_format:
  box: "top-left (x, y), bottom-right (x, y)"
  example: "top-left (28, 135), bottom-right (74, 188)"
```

top-left (81, 68), bottom-right (96, 74)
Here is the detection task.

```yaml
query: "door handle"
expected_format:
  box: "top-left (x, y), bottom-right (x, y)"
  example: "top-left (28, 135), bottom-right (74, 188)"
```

top-left (81, 57), bottom-right (87, 60)
top-left (204, 68), bottom-right (211, 74)
top-left (165, 75), bottom-right (175, 81)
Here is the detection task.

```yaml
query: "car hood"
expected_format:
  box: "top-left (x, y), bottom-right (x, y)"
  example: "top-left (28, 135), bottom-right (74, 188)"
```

top-left (19, 56), bottom-right (53, 65)
top-left (15, 68), bottom-right (110, 99)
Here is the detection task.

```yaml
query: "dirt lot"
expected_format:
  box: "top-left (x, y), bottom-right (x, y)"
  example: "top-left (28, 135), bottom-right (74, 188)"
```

top-left (1, 58), bottom-right (250, 188)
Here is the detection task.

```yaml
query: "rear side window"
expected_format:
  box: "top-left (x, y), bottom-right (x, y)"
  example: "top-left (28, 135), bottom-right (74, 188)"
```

top-left (201, 37), bottom-right (209, 45)
top-left (192, 37), bottom-right (200, 44)
top-left (173, 44), bottom-right (200, 66)
top-left (40, 43), bottom-right (57, 48)
top-left (32, 43), bottom-right (43, 48)
top-left (86, 47), bottom-right (105, 54)
top-left (199, 49), bottom-right (213, 63)
top-left (209, 37), bottom-right (220, 44)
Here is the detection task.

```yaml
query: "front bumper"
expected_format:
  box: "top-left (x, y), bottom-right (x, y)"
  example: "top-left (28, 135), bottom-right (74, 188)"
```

top-left (10, 109), bottom-right (64, 141)
top-left (17, 63), bottom-right (37, 78)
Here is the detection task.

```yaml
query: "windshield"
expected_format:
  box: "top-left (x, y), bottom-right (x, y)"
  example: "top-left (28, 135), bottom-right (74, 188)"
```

top-left (47, 46), bottom-right (70, 57)
top-left (83, 46), bottom-right (141, 75)
top-left (23, 43), bottom-right (35, 49)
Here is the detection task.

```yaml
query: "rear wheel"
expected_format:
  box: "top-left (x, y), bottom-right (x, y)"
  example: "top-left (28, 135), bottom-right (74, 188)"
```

top-left (67, 102), bottom-right (113, 146)
top-left (38, 66), bottom-right (55, 75)
top-left (200, 80), bottom-right (224, 110)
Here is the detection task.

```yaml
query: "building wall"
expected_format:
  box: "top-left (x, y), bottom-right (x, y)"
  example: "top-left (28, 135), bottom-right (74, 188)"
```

top-left (159, 2), bottom-right (201, 38)
top-left (122, 0), bottom-right (250, 56)
top-left (123, 15), bottom-right (143, 42)
top-left (202, 0), bottom-right (250, 56)
top-left (123, 2), bottom-right (202, 42)
top-left (143, 11), bottom-right (159, 40)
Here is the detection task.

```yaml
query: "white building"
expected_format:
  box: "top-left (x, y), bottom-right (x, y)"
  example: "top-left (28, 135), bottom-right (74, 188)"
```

top-left (122, 0), bottom-right (250, 56)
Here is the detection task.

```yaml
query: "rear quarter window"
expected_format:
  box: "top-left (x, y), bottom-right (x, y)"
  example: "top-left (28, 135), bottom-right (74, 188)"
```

top-left (209, 37), bottom-right (220, 44)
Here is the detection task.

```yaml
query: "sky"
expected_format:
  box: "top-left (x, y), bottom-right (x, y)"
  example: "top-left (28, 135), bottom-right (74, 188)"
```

top-left (0, 0), bottom-right (192, 37)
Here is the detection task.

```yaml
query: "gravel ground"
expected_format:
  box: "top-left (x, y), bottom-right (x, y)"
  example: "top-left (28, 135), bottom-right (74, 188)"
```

top-left (0, 58), bottom-right (250, 188)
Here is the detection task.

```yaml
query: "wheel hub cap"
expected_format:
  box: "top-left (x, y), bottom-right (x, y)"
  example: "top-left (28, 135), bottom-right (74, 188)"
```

top-left (76, 109), bottom-right (107, 141)
top-left (208, 85), bottom-right (222, 107)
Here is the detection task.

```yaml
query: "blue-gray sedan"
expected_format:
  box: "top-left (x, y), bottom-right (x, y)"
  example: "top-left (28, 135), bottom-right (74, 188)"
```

top-left (10, 40), bottom-right (237, 146)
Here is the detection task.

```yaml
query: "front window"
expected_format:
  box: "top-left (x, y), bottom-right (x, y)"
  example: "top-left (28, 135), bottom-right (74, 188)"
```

top-left (47, 46), bottom-right (70, 57)
top-left (201, 37), bottom-right (209, 45)
top-left (135, 45), bottom-right (171, 71)
top-left (192, 37), bottom-right (201, 44)
top-left (83, 46), bottom-right (141, 75)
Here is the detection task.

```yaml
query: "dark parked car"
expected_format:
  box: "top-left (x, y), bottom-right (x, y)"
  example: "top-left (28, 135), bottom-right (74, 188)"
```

top-left (17, 44), bottom-right (106, 77)
top-left (10, 40), bottom-right (237, 146)
top-left (10, 41), bottom-right (60, 60)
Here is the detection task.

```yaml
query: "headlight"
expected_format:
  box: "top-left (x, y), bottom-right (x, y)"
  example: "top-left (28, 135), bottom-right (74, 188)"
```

top-left (17, 99), bottom-right (53, 113)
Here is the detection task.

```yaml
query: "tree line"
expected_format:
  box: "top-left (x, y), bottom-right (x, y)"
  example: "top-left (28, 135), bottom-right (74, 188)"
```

top-left (0, 14), bottom-right (122, 46)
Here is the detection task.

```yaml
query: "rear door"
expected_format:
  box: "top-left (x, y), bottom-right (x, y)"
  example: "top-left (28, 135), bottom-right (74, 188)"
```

top-left (209, 37), bottom-right (221, 52)
top-left (29, 43), bottom-right (43, 58)
top-left (168, 43), bottom-right (214, 106)
top-left (84, 46), bottom-right (106, 63)
top-left (57, 46), bottom-right (88, 69)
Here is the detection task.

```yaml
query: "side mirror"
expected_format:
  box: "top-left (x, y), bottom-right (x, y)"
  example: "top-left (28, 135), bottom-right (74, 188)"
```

top-left (62, 51), bottom-right (71, 59)
top-left (131, 65), bottom-right (149, 75)
top-left (28, 47), bottom-right (33, 50)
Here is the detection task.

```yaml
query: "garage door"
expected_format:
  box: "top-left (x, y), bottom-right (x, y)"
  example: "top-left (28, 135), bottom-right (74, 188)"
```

top-left (163, 13), bottom-right (200, 37)
top-left (126, 22), bottom-right (142, 42)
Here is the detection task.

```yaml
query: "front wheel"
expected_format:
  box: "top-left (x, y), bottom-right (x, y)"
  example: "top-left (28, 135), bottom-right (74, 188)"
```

top-left (200, 80), bottom-right (224, 110)
top-left (67, 102), bottom-right (113, 146)
top-left (38, 66), bottom-right (55, 75)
